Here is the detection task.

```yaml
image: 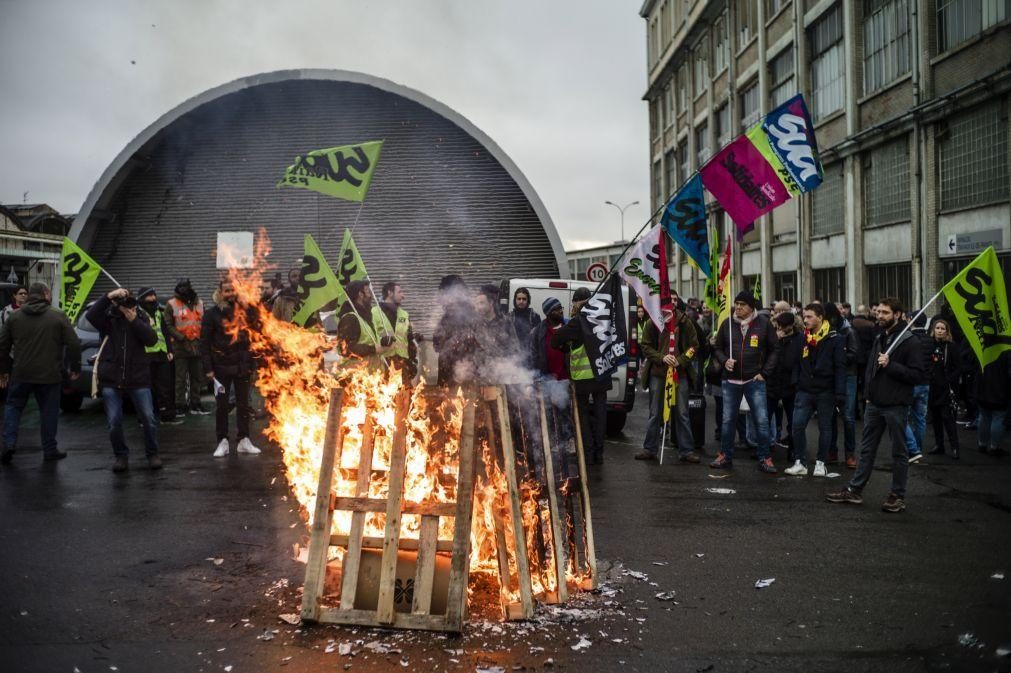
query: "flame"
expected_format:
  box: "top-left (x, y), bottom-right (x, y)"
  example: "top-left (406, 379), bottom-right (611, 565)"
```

top-left (219, 230), bottom-right (582, 612)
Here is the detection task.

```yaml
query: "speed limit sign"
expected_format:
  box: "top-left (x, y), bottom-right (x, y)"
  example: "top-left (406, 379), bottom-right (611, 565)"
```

top-left (585, 262), bottom-right (608, 283)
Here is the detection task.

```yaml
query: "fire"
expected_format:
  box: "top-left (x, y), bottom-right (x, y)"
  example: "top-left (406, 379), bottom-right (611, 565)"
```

top-left (219, 230), bottom-right (581, 611)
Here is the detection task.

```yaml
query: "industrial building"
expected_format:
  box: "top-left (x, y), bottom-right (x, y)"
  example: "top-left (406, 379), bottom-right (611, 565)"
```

top-left (0, 203), bottom-right (70, 297)
top-left (70, 70), bottom-right (566, 334)
top-left (640, 0), bottom-right (1010, 309)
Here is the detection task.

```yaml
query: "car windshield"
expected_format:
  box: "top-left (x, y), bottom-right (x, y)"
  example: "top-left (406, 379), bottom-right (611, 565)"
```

top-left (77, 312), bottom-right (98, 332)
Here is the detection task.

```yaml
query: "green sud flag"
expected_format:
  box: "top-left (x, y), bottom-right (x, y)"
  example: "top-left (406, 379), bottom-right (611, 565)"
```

top-left (753, 275), bottom-right (762, 304)
top-left (60, 237), bottom-right (102, 323)
top-left (336, 229), bottom-right (394, 335)
top-left (292, 234), bottom-right (348, 327)
top-left (703, 227), bottom-right (721, 316)
top-left (278, 140), bottom-right (383, 202)
top-left (941, 246), bottom-right (1011, 367)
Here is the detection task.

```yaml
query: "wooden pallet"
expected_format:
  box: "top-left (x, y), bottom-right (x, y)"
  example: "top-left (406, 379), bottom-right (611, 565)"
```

top-left (300, 386), bottom-right (478, 632)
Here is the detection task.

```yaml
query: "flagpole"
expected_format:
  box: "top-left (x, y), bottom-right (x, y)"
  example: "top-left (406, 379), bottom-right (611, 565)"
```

top-left (883, 288), bottom-right (945, 356)
top-left (101, 268), bottom-right (121, 288)
top-left (659, 421), bottom-right (667, 465)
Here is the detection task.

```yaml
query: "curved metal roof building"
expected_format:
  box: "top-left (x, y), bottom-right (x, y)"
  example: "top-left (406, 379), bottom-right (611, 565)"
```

top-left (71, 69), bottom-right (566, 331)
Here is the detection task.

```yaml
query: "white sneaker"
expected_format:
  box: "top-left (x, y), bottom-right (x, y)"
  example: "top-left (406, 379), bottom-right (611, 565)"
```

top-left (813, 460), bottom-right (827, 477)
top-left (237, 437), bottom-right (261, 455)
top-left (784, 460), bottom-right (808, 476)
top-left (213, 438), bottom-right (230, 458)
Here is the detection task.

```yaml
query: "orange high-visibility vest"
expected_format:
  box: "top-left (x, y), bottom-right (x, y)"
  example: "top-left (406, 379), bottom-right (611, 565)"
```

top-left (167, 297), bottom-right (204, 341)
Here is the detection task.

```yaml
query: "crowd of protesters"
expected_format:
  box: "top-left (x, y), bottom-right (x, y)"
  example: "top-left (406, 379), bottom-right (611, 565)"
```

top-left (0, 270), bottom-right (1008, 517)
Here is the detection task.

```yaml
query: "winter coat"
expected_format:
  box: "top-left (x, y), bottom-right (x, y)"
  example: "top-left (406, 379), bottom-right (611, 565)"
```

top-left (200, 292), bottom-right (256, 378)
top-left (975, 350), bottom-right (1011, 410)
top-left (797, 329), bottom-right (847, 399)
top-left (86, 295), bottom-right (158, 390)
top-left (550, 318), bottom-right (612, 394)
top-left (851, 314), bottom-right (876, 369)
top-left (433, 300), bottom-right (479, 386)
top-left (863, 321), bottom-right (925, 407)
top-left (836, 319), bottom-right (861, 376)
top-left (766, 329), bottom-right (802, 400)
top-left (713, 312), bottom-right (778, 382)
top-left (0, 297), bottom-right (81, 385)
top-left (639, 311), bottom-right (700, 388)
top-left (508, 308), bottom-right (541, 352)
top-left (926, 338), bottom-right (962, 406)
top-left (530, 319), bottom-right (569, 379)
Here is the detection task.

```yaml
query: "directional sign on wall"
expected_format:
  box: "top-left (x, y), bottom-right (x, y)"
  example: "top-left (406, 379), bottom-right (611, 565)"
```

top-left (944, 229), bottom-right (1005, 256)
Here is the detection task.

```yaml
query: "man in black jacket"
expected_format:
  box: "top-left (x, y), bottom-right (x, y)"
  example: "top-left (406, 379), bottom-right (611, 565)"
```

top-left (137, 287), bottom-right (180, 424)
top-left (87, 288), bottom-right (161, 472)
top-left (827, 297), bottom-right (924, 513)
top-left (202, 279), bottom-right (261, 458)
top-left (711, 291), bottom-right (778, 472)
top-left (0, 282), bottom-right (81, 465)
top-left (784, 304), bottom-right (846, 477)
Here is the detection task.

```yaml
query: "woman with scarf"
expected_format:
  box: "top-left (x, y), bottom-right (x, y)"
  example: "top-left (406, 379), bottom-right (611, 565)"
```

top-left (925, 319), bottom-right (963, 458)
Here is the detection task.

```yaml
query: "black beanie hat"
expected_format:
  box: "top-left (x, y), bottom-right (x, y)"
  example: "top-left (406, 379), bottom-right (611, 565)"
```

top-left (136, 287), bottom-right (157, 302)
top-left (734, 290), bottom-right (758, 309)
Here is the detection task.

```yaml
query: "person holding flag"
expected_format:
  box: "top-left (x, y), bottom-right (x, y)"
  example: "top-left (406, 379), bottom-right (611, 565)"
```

top-left (635, 291), bottom-right (701, 463)
top-left (336, 280), bottom-right (394, 371)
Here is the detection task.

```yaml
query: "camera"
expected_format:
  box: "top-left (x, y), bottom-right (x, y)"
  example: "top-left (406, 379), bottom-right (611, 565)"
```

top-left (112, 294), bottom-right (137, 309)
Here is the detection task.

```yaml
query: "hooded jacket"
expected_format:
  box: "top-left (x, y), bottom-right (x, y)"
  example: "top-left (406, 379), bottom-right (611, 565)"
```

top-left (200, 290), bottom-right (256, 377)
top-left (87, 295), bottom-right (158, 390)
top-left (0, 297), bottom-right (81, 384)
top-left (713, 311), bottom-right (778, 382)
top-left (863, 320), bottom-right (925, 407)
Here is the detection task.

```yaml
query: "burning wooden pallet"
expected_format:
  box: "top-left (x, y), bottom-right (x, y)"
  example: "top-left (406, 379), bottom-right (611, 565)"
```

top-left (299, 382), bottom-right (596, 632)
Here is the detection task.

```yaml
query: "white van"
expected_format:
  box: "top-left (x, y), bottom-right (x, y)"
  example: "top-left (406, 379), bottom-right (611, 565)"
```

top-left (499, 278), bottom-right (638, 434)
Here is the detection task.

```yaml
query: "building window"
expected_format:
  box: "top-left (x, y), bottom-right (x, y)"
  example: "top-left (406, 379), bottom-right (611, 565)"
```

top-left (812, 162), bottom-right (844, 235)
top-left (661, 1), bottom-right (672, 46)
top-left (774, 272), bottom-right (797, 304)
top-left (863, 0), bottom-right (911, 94)
top-left (943, 252), bottom-right (1011, 287)
top-left (678, 64), bottom-right (689, 112)
top-left (679, 140), bottom-right (691, 182)
top-left (740, 80), bottom-right (761, 130)
top-left (939, 100), bottom-right (1009, 211)
top-left (866, 263), bottom-right (912, 308)
top-left (569, 260), bottom-right (577, 278)
top-left (937, 0), bottom-right (1010, 52)
top-left (653, 160), bottom-right (664, 210)
top-left (716, 103), bottom-right (731, 148)
top-left (649, 18), bottom-right (659, 65)
top-left (665, 149), bottom-right (677, 194)
top-left (673, 0), bottom-right (684, 30)
top-left (664, 82), bottom-right (674, 129)
top-left (696, 123), bottom-right (710, 166)
top-left (809, 5), bottom-right (845, 121)
top-left (713, 15), bottom-right (729, 73)
top-left (650, 98), bottom-right (660, 140)
top-left (693, 39), bottom-right (709, 98)
top-left (813, 267), bottom-right (846, 303)
top-left (738, 0), bottom-right (759, 48)
top-left (864, 136), bottom-right (911, 226)
top-left (768, 0), bottom-right (788, 16)
top-left (769, 49), bottom-right (795, 108)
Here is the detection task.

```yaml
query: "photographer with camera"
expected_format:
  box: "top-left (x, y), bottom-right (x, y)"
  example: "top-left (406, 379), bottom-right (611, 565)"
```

top-left (87, 287), bottom-right (161, 472)
top-left (337, 280), bottom-right (395, 372)
top-left (202, 279), bottom-right (261, 458)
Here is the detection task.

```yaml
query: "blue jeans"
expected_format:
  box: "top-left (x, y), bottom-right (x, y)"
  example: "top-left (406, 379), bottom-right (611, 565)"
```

top-left (831, 375), bottom-right (857, 456)
top-left (2, 380), bottom-right (60, 456)
top-left (849, 403), bottom-right (910, 498)
top-left (792, 389), bottom-right (836, 466)
top-left (978, 408), bottom-right (1008, 451)
top-left (720, 380), bottom-right (770, 460)
top-left (904, 384), bottom-right (929, 455)
top-left (101, 387), bottom-right (159, 458)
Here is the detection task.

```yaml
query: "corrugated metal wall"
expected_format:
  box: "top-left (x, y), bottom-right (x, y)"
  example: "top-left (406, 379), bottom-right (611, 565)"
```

top-left (84, 78), bottom-right (560, 334)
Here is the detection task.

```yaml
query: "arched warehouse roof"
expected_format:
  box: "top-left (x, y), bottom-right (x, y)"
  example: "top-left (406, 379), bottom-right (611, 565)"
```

top-left (71, 69), bottom-right (567, 331)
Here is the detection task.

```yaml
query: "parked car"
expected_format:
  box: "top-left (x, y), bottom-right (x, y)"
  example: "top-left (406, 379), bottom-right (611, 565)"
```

top-left (61, 303), bottom-right (101, 412)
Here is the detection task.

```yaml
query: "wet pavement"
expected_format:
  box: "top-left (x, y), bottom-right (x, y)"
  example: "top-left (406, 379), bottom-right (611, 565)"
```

top-left (1, 390), bottom-right (1010, 673)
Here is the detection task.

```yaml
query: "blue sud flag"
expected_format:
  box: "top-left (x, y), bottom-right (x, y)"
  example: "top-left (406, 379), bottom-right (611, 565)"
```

top-left (760, 94), bottom-right (823, 193)
top-left (660, 174), bottom-right (711, 278)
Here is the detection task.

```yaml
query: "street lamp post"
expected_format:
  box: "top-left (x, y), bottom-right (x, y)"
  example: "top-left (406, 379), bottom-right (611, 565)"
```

top-left (604, 200), bottom-right (639, 244)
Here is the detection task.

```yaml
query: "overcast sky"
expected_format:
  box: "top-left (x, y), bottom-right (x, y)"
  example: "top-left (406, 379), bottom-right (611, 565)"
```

top-left (0, 0), bottom-right (650, 251)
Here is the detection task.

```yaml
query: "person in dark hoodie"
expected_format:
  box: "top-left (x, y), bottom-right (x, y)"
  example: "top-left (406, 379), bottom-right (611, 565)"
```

top-left (137, 287), bottom-right (180, 424)
top-left (551, 287), bottom-right (612, 464)
top-left (827, 297), bottom-right (924, 513)
top-left (924, 319), bottom-right (963, 458)
top-left (974, 349), bottom-right (1011, 456)
top-left (164, 277), bottom-right (209, 416)
top-left (201, 279), bottom-right (262, 458)
top-left (767, 311), bottom-right (803, 461)
top-left (530, 297), bottom-right (568, 380)
top-left (711, 290), bottom-right (779, 472)
top-left (87, 287), bottom-right (161, 472)
top-left (507, 287), bottom-right (541, 358)
top-left (784, 303), bottom-right (846, 477)
top-left (0, 282), bottom-right (81, 465)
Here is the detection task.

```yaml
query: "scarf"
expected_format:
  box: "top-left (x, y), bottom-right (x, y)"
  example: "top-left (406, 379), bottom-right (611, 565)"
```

top-left (806, 319), bottom-right (830, 348)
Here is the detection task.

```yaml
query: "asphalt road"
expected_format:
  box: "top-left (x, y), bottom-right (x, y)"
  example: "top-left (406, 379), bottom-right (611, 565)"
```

top-left (1, 389), bottom-right (1009, 673)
